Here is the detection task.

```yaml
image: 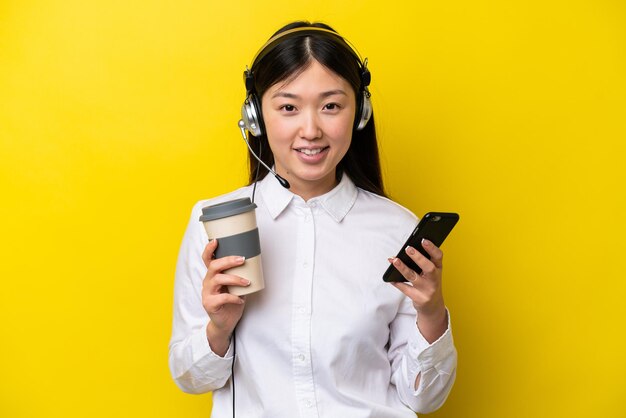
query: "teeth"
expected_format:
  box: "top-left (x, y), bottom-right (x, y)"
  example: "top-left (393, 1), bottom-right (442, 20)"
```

top-left (299, 148), bottom-right (324, 156)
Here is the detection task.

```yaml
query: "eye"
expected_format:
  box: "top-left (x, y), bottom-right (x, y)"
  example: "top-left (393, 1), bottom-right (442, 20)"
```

top-left (323, 103), bottom-right (341, 111)
top-left (280, 104), bottom-right (296, 112)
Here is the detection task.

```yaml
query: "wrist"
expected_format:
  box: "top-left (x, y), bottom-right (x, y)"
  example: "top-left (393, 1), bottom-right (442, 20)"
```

top-left (416, 305), bottom-right (448, 344)
top-left (417, 302), bottom-right (446, 321)
top-left (206, 322), bottom-right (232, 357)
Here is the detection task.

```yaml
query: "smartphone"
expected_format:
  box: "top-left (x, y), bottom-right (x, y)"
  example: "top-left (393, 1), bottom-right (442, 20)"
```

top-left (382, 212), bottom-right (460, 283)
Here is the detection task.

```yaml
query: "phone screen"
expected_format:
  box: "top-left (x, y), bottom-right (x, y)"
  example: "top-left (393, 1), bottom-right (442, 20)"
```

top-left (382, 212), bottom-right (459, 283)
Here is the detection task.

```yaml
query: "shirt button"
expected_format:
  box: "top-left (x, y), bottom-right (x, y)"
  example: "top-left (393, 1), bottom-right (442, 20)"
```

top-left (309, 202), bottom-right (317, 208)
top-left (298, 354), bottom-right (306, 362)
top-left (305, 400), bottom-right (313, 408)
top-left (298, 306), bottom-right (306, 314)
top-left (303, 261), bottom-right (309, 268)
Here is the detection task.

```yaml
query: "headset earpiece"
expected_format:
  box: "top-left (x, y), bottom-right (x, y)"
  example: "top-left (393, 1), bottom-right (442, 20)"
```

top-left (241, 102), bottom-right (262, 138)
top-left (354, 61), bottom-right (372, 131)
top-left (241, 69), bottom-right (264, 137)
top-left (355, 89), bottom-right (372, 131)
top-left (241, 95), bottom-right (263, 138)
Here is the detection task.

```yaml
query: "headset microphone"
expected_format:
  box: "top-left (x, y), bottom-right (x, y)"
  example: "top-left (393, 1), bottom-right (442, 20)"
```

top-left (238, 120), bottom-right (290, 189)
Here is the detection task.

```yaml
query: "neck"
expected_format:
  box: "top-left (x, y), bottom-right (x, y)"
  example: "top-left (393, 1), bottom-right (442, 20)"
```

top-left (281, 173), bottom-right (338, 202)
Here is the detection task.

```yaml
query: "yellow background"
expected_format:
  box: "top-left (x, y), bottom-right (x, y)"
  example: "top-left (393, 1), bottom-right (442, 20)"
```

top-left (1, 1), bottom-right (625, 417)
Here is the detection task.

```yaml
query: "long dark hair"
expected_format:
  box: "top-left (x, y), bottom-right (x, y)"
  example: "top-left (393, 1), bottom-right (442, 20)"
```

top-left (246, 21), bottom-right (386, 197)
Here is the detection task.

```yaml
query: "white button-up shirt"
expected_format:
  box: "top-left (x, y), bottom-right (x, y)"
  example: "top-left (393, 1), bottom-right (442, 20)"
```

top-left (169, 174), bottom-right (457, 417)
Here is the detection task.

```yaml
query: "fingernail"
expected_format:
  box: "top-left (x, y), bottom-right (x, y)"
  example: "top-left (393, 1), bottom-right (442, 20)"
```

top-left (388, 257), bottom-right (394, 263)
top-left (393, 258), bottom-right (401, 266)
top-left (421, 238), bottom-right (430, 247)
top-left (242, 279), bottom-right (251, 286)
top-left (237, 256), bottom-right (245, 263)
top-left (406, 246), bottom-right (416, 255)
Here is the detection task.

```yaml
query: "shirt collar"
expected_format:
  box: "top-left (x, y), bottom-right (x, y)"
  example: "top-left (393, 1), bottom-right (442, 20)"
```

top-left (257, 173), bottom-right (295, 219)
top-left (258, 172), bottom-right (358, 223)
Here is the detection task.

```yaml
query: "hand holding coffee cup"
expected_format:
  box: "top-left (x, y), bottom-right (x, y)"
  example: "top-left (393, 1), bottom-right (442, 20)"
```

top-left (200, 238), bottom-right (248, 355)
top-left (199, 198), bottom-right (265, 296)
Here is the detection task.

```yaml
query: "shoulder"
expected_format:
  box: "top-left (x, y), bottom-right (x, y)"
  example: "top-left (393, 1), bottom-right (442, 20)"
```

top-left (354, 188), bottom-right (418, 227)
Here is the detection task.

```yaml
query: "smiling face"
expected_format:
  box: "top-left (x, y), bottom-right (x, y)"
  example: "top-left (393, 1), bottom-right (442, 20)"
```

top-left (261, 59), bottom-right (356, 200)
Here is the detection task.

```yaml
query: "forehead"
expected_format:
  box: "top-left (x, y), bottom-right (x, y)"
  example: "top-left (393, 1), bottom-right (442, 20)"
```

top-left (266, 60), bottom-right (352, 96)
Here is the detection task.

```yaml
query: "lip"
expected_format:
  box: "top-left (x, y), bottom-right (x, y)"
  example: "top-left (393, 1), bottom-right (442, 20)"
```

top-left (293, 146), bottom-right (330, 163)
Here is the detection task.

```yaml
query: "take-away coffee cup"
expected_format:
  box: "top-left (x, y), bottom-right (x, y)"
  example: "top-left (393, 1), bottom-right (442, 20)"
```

top-left (199, 198), bottom-right (264, 296)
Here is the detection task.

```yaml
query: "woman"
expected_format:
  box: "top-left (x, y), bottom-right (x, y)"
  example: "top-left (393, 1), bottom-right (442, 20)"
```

top-left (169, 21), bottom-right (457, 417)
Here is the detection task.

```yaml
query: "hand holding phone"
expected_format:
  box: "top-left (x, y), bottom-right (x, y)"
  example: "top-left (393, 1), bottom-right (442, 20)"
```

top-left (383, 212), bottom-right (459, 283)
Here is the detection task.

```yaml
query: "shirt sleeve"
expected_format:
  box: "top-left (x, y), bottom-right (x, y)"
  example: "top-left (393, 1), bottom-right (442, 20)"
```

top-left (388, 298), bottom-right (457, 413)
top-left (168, 202), bottom-right (235, 394)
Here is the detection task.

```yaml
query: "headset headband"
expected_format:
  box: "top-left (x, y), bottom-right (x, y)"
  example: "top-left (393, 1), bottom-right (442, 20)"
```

top-left (249, 26), bottom-right (366, 72)
top-left (246, 26), bottom-right (370, 94)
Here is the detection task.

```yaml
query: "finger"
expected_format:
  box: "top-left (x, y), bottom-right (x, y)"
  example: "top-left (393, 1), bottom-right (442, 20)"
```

top-left (390, 282), bottom-right (423, 302)
top-left (202, 239), bottom-right (219, 268)
top-left (206, 255), bottom-right (246, 277)
top-left (204, 293), bottom-right (245, 313)
top-left (390, 281), bottom-right (412, 295)
top-left (210, 272), bottom-right (251, 290)
top-left (404, 246), bottom-right (437, 277)
top-left (421, 239), bottom-right (444, 269)
top-left (389, 257), bottom-right (419, 283)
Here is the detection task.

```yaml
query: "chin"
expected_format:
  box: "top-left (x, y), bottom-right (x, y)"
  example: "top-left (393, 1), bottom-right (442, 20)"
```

top-left (299, 173), bottom-right (338, 188)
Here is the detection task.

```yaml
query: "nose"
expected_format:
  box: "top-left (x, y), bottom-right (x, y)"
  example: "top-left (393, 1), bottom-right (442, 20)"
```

top-left (298, 110), bottom-right (322, 140)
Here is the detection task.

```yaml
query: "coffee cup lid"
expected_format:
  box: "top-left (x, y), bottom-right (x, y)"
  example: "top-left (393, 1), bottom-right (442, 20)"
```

top-left (199, 198), bottom-right (257, 222)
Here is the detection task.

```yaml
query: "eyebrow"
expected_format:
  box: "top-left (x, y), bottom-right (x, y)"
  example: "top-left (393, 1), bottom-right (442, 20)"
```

top-left (270, 89), bottom-right (348, 99)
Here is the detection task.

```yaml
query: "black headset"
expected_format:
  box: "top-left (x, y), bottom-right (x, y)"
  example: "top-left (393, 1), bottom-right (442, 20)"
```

top-left (240, 27), bottom-right (372, 138)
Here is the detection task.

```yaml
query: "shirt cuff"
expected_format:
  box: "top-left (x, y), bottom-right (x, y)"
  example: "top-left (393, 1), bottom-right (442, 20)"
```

top-left (190, 327), bottom-right (234, 365)
top-left (405, 309), bottom-right (455, 389)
